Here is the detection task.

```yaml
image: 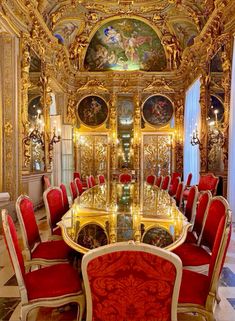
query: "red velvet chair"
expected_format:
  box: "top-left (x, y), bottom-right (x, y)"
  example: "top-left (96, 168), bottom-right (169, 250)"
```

top-left (73, 172), bottom-right (81, 180)
top-left (60, 183), bottom-right (70, 212)
top-left (16, 195), bottom-right (72, 267)
top-left (97, 174), bottom-right (105, 184)
top-left (70, 181), bottom-right (78, 202)
top-left (185, 172), bottom-right (193, 187)
top-left (82, 241), bottom-right (182, 321)
top-left (183, 173), bottom-right (218, 201)
top-left (119, 172), bottom-right (132, 184)
top-left (43, 187), bottom-right (66, 237)
top-left (185, 190), bottom-right (212, 244)
top-left (74, 177), bottom-right (83, 196)
top-left (173, 196), bottom-right (230, 273)
top-left (155, 175), bottom-right (163, 188)
top-left (42, 175), bottom-right (51, 190)
top-left (88, 175), bottom-right (96, 188)
top-left (169, 177), bottom-right (181, 197)
top-left (178, 200), bottom-right (231, 321)
top-left (146, 174), bottom-right (156, 186)
top-left (2, 210), bottom-right (85, 321)
top-left (161, 175), bottom-right (171, 191)
top-left (184, 185), bottom-right (198, 224)
top-left (174, 182), bottom-right (184, 208)
top-left (171, 172), bottom-right (181, 185)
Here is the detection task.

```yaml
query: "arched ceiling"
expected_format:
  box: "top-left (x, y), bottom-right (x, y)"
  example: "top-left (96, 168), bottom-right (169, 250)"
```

top-left (39, 0), bottom-right (214, 71)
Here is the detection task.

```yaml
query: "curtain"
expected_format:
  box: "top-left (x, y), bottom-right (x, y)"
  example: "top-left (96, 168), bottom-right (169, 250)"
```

top-left (61, 125), bottom-right (73, 191)
top-left (228, 38), bottom-right (235, 222)
top-left (184, 78), bottom-right (201, 185)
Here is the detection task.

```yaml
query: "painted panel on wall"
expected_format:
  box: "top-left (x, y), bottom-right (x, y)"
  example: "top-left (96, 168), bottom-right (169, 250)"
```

top-left (84, 18), bottom-right (166, 71)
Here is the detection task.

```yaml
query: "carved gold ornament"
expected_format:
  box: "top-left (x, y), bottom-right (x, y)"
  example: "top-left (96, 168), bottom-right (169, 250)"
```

top-left (4, 122), bottom-right (13, 136)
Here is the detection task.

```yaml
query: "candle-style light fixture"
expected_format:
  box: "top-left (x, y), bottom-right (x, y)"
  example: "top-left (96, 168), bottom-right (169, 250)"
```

top-left (23, 109), bottom-right (44, 147)
top-left (190, 123), bottom-right (201, 146)
top-left (208, 108), bottom-right (224, 147)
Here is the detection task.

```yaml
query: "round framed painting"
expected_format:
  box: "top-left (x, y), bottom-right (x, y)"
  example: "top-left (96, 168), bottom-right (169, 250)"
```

top-left (142, 95), bottom-right (174, 127)
top-left (77, 95), bottom-right (108, 127)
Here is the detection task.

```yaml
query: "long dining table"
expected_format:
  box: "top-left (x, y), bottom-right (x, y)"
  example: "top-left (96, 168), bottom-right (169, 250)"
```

top-left (58, 181), bottom-right (191, 254)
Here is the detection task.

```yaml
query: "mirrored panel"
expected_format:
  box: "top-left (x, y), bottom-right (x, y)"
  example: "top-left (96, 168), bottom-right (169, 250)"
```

top-left (117, 96), bottom-right (134, 169)
top-left (27, 50), bottom-right (45, 172)
top-left (208, 49), bottom-right (225, 172)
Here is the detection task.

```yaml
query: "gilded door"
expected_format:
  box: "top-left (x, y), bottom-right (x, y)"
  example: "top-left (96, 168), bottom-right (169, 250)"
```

top-left (77, 134), bottom-right (108, 181)
top-left (142, 134), bottom-right (172, 179)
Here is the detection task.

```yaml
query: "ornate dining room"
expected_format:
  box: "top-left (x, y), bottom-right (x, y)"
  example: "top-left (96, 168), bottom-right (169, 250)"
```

top-left (1, 0), bottom-right (235, 321)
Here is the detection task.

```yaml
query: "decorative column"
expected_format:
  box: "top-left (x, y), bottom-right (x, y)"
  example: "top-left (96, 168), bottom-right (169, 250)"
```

top-left (0, 33), bottom-right (19, 199)
top-left (174, 95), bottom-right (184, 173)
top-left (40, 63), bottom-right (52, 171)
top-left (221, 45), bottom-right (231, 172)
top-left (109, 93), bottom-right (118, 172)
top-left (21, 35), bottom-right (31, 173)
top-left (199, 71), bottom-right (210, 173)
top-left (133, 92), bottom-right (141, 181)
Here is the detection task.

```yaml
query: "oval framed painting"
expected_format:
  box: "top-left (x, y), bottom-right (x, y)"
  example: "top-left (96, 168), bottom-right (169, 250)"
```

top-left (142, 95), bottom-right (174, 127)
top-left (77, 95), bottom-right (108, 127)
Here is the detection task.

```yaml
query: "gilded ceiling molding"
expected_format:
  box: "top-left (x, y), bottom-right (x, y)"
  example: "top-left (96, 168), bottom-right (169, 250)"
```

top-left (77, 78), bottom-right (109, 94)
top-left (66, 92), bottom-right (77, 125)
top-left (143, 77), bottom-right (174, 93)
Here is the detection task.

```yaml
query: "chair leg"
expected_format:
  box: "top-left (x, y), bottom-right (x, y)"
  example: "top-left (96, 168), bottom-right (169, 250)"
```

top-left (215, 287), bottom-right (221, 304)
top-left (77, 295), bottom-right (86, 321)
top-left (21, 306), bottom-right (29, 321)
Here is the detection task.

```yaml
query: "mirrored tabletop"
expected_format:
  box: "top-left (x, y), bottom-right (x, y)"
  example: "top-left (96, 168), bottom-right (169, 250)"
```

top-left (58, 182), bottom-right (191, 253)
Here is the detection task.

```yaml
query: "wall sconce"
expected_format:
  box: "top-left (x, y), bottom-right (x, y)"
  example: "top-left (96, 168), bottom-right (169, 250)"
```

top-left (190, 123), bottom-right (201, 146)
top-left (208, 109), bottom-right (224, 147)
top-left (49, 126), bottom-right (61, 146)
top-left (23, 109), bottom-right (44, 147)
top-left (48, 124), bottom-right (61, 164)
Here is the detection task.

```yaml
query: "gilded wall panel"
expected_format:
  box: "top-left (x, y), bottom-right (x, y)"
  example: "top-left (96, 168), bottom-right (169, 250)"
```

top-left (0, 34), bottom-right (18, 199)
top-left (142, 134), bottom-right (172, 179)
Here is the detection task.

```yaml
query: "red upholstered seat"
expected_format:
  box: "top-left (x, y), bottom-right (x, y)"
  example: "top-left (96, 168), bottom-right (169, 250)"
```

top-left (87, 175), bottom-right (96, 188)
top-left (70, 181), bottom-right (78, 201)
top-left (42, 175), bottom-right (51, 189)
top-left (173, 196), bottom-right (229, 270)
top-left (155, 175), bottom-right (163, 188)
top-left (198, 173), bottom-right (219, 195)
top-left (185, 191), bottom-right (212, 244)
top-left (146, 174), bottom-right (156, 185)
top-left (97, 174), bottom-right (105, 184)
top-left (75, 177), bottom-right (83, 196)
top-left (119, 172), bottom-right (132, 184)
top-left (169, 177), bottom-right (181, 197)
top-left (73, 172), bottom-right (81, 179)
top-left (174, 182), bottom-right (184, 208)
top-left (183, 173), bottom-right (218, 201)
top-left (43, 187), bottom-right (66, 236)
top-left (2, 211), bottom-right (85, 321)
top-left (60, 183), bottom-right (70, 212)
top-left (16, 195), bottom-right (71, 266)
top-left (178, 200), bottom-right (231, 320)
top-left (173, 243), bottom-right (211, 266)
top-left (179, 269), bottom-right (210, 306)
top-left (82, 242), bottom-right (182, 321)
top-left (161, 175), bottom-right (171, 191)
top-left (185, 173), bottom-right (192, 187)
top-left (25, 263), bottom-right (82, 300)
top-left (184, 185), bottom-right (198, 223)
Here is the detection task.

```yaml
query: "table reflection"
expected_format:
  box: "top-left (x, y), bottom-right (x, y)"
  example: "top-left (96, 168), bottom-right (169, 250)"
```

top-left (58, 182), bottom-right (190, 253)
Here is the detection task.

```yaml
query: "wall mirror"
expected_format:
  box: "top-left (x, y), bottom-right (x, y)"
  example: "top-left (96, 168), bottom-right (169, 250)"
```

top-left (27, 50), bottom-right (45, 172)
top-left (208, 48), bottom-right (225, 173)
top-left (117, 96), bottom-right (134, 170)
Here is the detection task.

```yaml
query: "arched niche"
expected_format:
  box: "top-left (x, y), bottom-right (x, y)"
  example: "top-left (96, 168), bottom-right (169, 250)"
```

top-left (84, 18), bottom-right (167, 71)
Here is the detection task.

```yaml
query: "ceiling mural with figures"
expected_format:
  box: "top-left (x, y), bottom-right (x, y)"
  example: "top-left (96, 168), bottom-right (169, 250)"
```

top-left (39, 0), bottom-right (212, 71)
top-left (84, 18), bottom-right (167, 71)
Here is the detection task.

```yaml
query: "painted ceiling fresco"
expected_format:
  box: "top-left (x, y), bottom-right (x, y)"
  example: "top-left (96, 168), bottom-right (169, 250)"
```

top-left (84, 19), bottom-right (167, 71)
top-left (41, 0), bottom-right (212, 70)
